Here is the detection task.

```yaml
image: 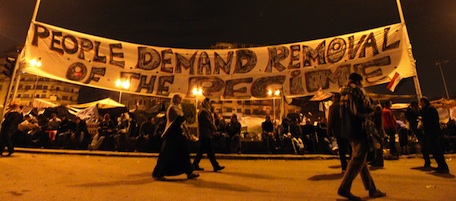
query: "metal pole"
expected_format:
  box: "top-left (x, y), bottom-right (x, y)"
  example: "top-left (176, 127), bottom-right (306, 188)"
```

top-left (436, 60), bottom-right (450, 99)
top-left (396, 0), bottom-right (423, 100)
top-left (273, 98), bottom-right (276, 122)
top-left (118, 91), bottom-right (122, 103)
top-left (32, 0), bottom-right (41, 22)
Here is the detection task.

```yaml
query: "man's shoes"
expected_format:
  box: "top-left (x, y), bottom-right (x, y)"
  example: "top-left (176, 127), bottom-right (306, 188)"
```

top-left (194, 166), bottom-right (204, 171)
top-left (6, 152), bottom-right (13, 156)
top-left (424, 163), bottom-right (431, 168)
top-left (369, 189), bottom-right (386, 198)
top-left (214, 166), bottom-right (225, 172)
top-left (153, 176), bottom-right (166, 181)
top-left (337, 189), bottom-right (361, 201)
top-left (187, 173), bottom-right (200, 179)
top-left (434, 168), bottom-right (450, 174)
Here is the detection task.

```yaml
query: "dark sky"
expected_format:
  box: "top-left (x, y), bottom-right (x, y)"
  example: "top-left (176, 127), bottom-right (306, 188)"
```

top-left (1, 0), bottom-right (456, 102)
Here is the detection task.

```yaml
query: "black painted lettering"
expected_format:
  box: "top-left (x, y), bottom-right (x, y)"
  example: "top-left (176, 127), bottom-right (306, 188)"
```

top-left (214, 51), bottom-right (233, 75)
top-left (234, 49), bottom-right (257, 74)
top-left (251, 75), bottom-right (286, 98)
top-left (62, 34), bottom-right (78, 54)
top-left (50, 31), bottom-right (64, 54)
top-left (161, 49), bottom-right (173, 73)
top-left (288, 45), bottom-right (301, 69)
top-left (266, 46), bottom-right (289, 72)
top-left (93, 41), bottom-right (106, 63)
top-left (78, 38), bottom-right (93, 60)
top-left (359, 32), bottom-right (379, 58)
top-left (303, 41), bottom-right (326, 67)
top-left (157, 76), bottom-right (174, 96)
top-left (175, 52), bottom-right (196, 74)
top-left (32, 24), bottom-right (50, 46)
top-left (109, 43), bottom-right (125, 68)
top-left (382, 27), bottom-right (400, 51)
top-left (348, 35), bottom-right (366, 59)
top-left (327, 38), bottom-right (346, 63)
top-left (83, 67), bottom-right (106, 84)
top-left (224, 78), bottom-right (253, 99)
top-left (136, 47), bottom-right (161, 70)
top-left (136, 75), bottom-right (157, 93)
top-left (187, 76), bottom-right (224, 97)
top-left (66, 62), bottom-right (87, 81)
top-left (197, 51), bottom-right (212, 75)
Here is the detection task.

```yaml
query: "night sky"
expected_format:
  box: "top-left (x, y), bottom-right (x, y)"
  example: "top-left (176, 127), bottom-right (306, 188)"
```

top-left (1, 0), bottom-right (456, 102)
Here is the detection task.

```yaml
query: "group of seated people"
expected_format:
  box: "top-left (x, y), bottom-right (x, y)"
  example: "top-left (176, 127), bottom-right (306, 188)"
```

top-left (14, 110), bottom-right (336, 155)
top-left (14, 113), bottom-right (92, 150)
top-left (259, 115), bottom-right (333, 155)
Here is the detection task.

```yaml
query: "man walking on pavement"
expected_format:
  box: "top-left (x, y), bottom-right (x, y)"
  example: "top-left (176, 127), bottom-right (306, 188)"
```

top-left (337, 73), bottom-right (386, 201)
top-left (193, 98), bottom-right (225, 172)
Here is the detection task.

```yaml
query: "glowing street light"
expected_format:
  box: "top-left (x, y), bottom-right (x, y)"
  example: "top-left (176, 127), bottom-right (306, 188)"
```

top-left (116, 78), bottom-right (130, 103)
top-left (268, 89), bottom-right (281, 122)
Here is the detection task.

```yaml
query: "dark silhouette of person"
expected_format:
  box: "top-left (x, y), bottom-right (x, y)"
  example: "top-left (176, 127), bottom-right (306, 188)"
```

top-left (152, 94), bottom-right (199, 180)
top-left (0, 102), bottom-right (23, 156)
top-left (262, 115), bottom-right (275, 153)
top-left (327, 93), bottom-right (351, 172)
top-left (337, 73), bottom-right (386, 200)
top-left (226, 114), bottom-right (242, 154)
top-left (405, 101), bottom-right (430, 167)
top-left (419, 97), bottom-right (450, 173)
top-left (192, 98), bottom-right (225, 172)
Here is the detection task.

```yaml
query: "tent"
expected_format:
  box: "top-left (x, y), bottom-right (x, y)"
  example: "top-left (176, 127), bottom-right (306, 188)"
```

top-left (32, 98), bottom-right (59, 108)
top-left (68, 98), bottom-right (128, 121)
top-left (68, 98), bottom-right (125, 109)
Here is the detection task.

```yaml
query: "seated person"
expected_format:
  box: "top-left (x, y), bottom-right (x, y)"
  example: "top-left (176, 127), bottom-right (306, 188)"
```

top-left (89, 113), bottom-right (115, 151)
top-left (226, 114), bottom-right (242, 154)
top-left (113, 112), bottom-right (131, 152)
top-left (262, 115), bottom-right (276, 153)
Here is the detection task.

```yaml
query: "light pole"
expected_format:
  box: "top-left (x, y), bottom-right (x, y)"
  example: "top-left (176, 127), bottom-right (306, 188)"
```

top-left (115, 78), bottom-right (130, 104)
top-left (436, 60), bottom-right (450, 99)
top-left (192, 87), bottom-right (203, 137)
top-left (268, 89), bottom-right (281, 123)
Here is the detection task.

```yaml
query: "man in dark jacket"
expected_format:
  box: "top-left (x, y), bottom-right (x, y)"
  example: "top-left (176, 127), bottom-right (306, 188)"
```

top-left (419, 97), bottom-right (449, 173)
top-left (0, 103), bottom-right (23, 156)
top-left (192, 98), bottom-right (225, 172)
top-left (337, 73), bottom-right (386, 201)
top-left (327, 93), bottom-right (351, 172)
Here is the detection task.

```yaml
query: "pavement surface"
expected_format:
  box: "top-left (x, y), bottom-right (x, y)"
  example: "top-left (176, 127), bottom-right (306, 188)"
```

top-left (0, 148), bottom-right (455, 201)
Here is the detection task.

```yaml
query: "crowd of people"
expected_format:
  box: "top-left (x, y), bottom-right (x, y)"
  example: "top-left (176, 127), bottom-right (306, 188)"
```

top-left (1, 73), bottom-right (454, 200)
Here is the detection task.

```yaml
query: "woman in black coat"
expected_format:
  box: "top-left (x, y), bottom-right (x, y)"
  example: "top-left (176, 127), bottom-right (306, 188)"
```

top-left (152, 94), bottom-right (199, 180)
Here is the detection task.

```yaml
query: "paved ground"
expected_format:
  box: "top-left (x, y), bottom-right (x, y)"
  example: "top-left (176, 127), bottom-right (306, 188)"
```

top-left (0, 148), bottom-right (455, 201)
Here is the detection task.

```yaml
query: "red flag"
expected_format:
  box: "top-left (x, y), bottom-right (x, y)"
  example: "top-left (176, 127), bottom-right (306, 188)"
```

top-left (386, 72), bottom-right (403, 92)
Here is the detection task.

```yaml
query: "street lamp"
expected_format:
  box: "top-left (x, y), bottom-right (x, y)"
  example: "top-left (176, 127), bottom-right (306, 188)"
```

top-left (192, 87), bottom-right (203, 137)
top-left (268, 89), bottom-right (281, 123)
top-left (436, 60), bottom-right (450, 99)
top-left (115, 78), bottom-right (130, 103)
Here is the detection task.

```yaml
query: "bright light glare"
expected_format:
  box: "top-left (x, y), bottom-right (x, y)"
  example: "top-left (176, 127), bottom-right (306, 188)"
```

top-left (116, 79), bottom-right (130, 89)
top-left (274, 89), bottom-right (280, 96)
top-left (192, 87), bottom-right (203, 95)
top-left (30, 59), bottom-right (42, 67)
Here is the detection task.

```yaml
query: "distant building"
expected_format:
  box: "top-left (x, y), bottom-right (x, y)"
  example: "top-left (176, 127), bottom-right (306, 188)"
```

top-left (0, 73), bottom-right (80, 107)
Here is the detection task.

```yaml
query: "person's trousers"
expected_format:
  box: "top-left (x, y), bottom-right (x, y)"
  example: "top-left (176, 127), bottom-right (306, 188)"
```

top-left (0, 132), bottom-right (14, 154)
top-left (385, 128), bottom-right (397, 155)
top-left (193, 138), bottom-right (219, 168)
top-left (339, 138), bottom-right (377, 193)
top-left (417, 136), bottom-right (431, 166)
top-left (427, 136), bottom-right (449, 170)
top-left (337, 137), bottom-right (351, 171)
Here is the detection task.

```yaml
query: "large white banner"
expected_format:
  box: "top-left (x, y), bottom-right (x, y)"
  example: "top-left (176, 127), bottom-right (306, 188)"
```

top-left (22, 21), bottom-right (416, 100)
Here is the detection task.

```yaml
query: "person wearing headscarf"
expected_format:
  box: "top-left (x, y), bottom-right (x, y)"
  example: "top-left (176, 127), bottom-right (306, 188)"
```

top-left (0, 102), bottom-right (23, 156)
top-left (152, 94), bottom-right (199, 180)
top-left (192, 98), bottom-right (225, 172)
top-left (337, 73), bottom-right (386, 200)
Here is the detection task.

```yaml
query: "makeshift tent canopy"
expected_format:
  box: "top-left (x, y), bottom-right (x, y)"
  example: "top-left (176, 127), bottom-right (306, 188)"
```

top-left (68, 98), bottom-right (125, 109)
top-left (32, 98), bottom-right (58, 108)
